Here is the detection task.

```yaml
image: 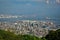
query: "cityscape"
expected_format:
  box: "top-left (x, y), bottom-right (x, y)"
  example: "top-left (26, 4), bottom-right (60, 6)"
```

top-left (0, 0), bottom-right (60, 40)
top-left (0, 19), bottom-right (60, 37)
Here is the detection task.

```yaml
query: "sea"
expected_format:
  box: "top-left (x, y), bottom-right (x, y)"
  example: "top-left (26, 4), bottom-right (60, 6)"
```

top-left (0, 0), bottom-right (60, 25)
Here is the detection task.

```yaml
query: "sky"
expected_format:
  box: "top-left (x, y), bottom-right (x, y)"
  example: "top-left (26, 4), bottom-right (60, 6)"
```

top-left (0, 0), bottom-right (60, 18)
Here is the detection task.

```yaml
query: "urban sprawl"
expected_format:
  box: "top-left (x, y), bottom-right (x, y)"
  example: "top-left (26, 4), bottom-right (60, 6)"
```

top-left (0, 20), bottom-right (60, 37)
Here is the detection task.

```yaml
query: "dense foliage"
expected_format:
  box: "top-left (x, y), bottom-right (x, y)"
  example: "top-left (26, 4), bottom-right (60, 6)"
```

top-left (0, 29), bottom-right (60, 40)
top-left (0, 30), bottom-right (45, 40)
top-left (45, 29), bottom-right (60, 40)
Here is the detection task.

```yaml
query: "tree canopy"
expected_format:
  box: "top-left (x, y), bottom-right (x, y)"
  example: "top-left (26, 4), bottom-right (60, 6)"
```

top-left (45, 29), bottom-right (60, 40)
top-left (0, 29), bottom-right (60, 40)
top-left (0, 30), bottom-right (45, 40)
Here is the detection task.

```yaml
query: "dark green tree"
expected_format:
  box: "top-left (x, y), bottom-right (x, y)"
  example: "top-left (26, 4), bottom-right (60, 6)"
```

top-left (45, 29), bottom-right (60, 40)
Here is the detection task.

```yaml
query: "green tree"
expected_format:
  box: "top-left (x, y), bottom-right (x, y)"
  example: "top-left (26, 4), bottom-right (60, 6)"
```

top-left (0, 30), bottom-right (46, 40)
top-left (45, 29), bottom-right (60, 40)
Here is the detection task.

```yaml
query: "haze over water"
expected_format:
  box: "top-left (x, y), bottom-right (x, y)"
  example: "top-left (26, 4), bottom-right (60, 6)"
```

top-left (0, 0), bottom-right (60, 24)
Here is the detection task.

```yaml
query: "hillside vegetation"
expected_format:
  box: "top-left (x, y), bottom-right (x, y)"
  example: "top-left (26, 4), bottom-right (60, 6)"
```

top-left (0, 29), bottom-right (60, 40)
top-left (0, 30), bottom-right (45, 40)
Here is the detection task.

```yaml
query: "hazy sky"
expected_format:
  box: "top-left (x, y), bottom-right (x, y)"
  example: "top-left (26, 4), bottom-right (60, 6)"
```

top-left (0, 0), bottom-right (60, 18)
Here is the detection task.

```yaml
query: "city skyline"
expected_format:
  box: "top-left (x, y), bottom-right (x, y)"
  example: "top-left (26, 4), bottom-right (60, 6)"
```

top-left (0, 0), bottom-right (60, 39)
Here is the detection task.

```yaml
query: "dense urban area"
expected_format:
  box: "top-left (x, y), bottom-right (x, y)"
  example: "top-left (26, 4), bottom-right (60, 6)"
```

top-left (0, 0), bottom-right (60, 40)
top-left (0, 14), bottom-right (60, 40)
top-left (0, 27), bottom-right (60, 40)
top-left (0, 20), bottom-right (60, 38)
